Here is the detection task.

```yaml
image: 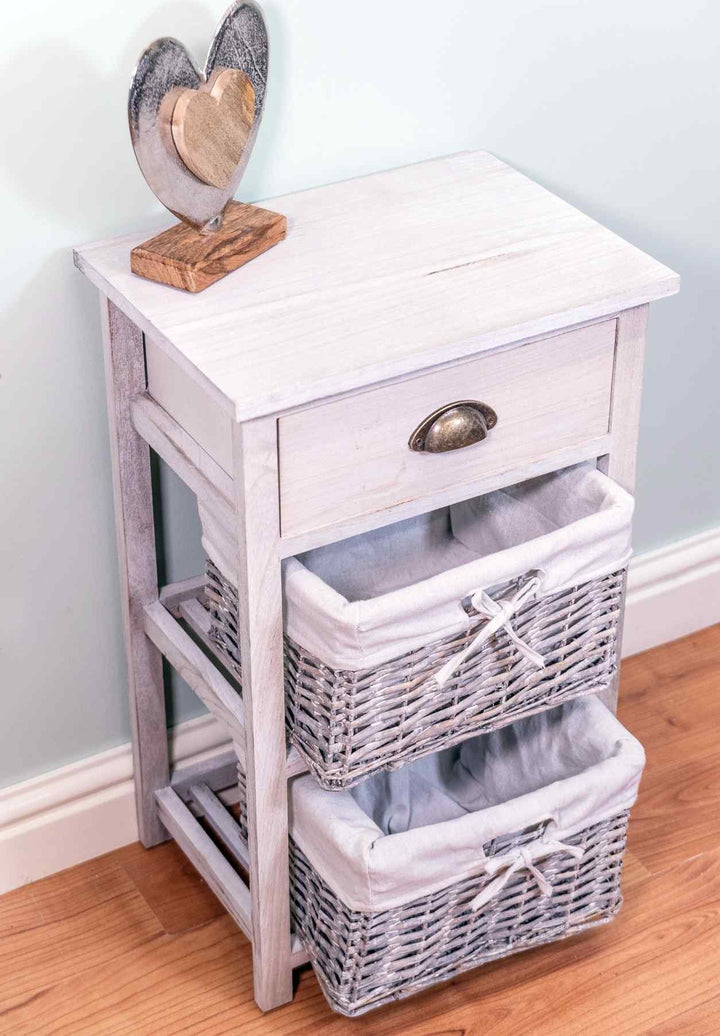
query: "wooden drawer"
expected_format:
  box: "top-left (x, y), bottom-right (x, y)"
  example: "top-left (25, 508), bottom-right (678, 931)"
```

top-left (278, 320), bottom-right (617, 537)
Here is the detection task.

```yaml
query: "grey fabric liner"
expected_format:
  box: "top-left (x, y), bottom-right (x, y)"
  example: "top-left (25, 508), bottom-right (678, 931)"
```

top-left (200, 461), bottom-right (634, 670)
top-left (289, 697), bottom-right (645, 911)
top-left (298, 506), bottom-right (479, 601)
top-left (297, 462), bottom-right (616, 603)
top-left (351, 698), bottom-right (629, 835)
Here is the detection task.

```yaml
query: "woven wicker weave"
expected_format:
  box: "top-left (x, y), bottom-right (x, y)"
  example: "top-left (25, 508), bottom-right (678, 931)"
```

top-left (234, 767), bottom-right (628, 1017)
top-left (207, 559), bottom-right (624, 789)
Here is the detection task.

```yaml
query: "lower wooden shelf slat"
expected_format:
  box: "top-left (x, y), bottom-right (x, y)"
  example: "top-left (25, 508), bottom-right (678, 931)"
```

top-left (150, 582), bottom-right (313, 971)
top-left (155, 785), bottom-right (253, 941)
top-left (190, 781), bottom-right (250, 871)
top-left (156, 776), bottom-right (311, 969)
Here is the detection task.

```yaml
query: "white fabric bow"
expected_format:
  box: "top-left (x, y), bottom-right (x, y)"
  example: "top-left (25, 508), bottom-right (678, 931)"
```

top-left (470, 838), bottom-right (585, 912)
top-left (435, 575), bottom-right (544, 687)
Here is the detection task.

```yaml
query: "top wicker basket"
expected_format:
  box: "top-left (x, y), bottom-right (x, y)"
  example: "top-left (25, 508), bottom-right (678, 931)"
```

top-left (201, 462), bottom-right (634, 789)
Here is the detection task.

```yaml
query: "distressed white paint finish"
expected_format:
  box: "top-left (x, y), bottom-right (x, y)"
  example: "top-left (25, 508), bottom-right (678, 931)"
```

top-left (279, 436), bottom-right (612, 557)
top-left (189, 782), bottom-right (251, 871)
top-left (100, 300), bottom-right (169, 847)
top-left (75, 151), bottom-right (679, 423)
top-left (166, 585), bottom-right (307, 779)
top-left (143, 600), bottom-right (247, 767)
top-left (597, 305), bottom-right (650, 710)
top-left (145, 335), bottom-right (234, 475)
top-left (134, 359), bottom-right (615, 553)
top-left (158, 573), bottom-right (206, 612)
top-left (131, 394), bottom-right (234, 508)
top-left (279, 320), bottom-right (616, 536)
top-left (232, 417), bottom-right (294, 1011)
top-left (171, 749), bottom-right (238, 803)
top-left (74, 154), bottom-right (682, 1016)
top-left (155, 787), bottom-right (253, 940)
top-left (604, 305), bottom-right (650, 494)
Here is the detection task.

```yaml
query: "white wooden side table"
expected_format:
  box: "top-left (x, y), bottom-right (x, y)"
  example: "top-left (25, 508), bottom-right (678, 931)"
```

top-left (75, 150), bottom-right (679, 1012)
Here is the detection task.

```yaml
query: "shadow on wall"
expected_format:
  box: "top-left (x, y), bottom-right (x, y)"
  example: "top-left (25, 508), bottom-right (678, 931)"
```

top-left (0, 1), bottom-right (293, 782)
top-left (0, 0), bottom-right (286, 237)
top-left (0, 252), bottom-right (131, 785)
top-left (0, 245), bottom-right (211, 783)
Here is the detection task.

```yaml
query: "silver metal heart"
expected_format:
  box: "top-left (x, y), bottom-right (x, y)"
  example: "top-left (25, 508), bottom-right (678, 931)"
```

top-left (128, 1), bottom-right (268, 230)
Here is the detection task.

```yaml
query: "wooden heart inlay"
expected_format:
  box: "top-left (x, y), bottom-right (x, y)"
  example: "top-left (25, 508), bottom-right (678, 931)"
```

top-left (172, 69), bottom-right (255, 189)
top-left (128, 1), bottom-right (269, 229)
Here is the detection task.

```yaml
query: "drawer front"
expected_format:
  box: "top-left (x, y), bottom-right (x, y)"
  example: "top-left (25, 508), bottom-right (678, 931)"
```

top-left (278, 320), bottom-right (616, 537)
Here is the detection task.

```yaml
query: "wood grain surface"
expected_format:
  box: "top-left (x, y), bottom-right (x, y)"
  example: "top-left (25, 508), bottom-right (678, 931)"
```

top-left (99, 300), bottom-right (169, 847)
top-left (171, 69), bottom-right (255, 190)
top-left (76, 151), bottom-right (679, 420)
top-left (278, 318), bottom-right (616, 536)
top-left (230, 416), bottom-right (294, 1010)
top-left (2, 624), bottom-right (718, 1034)
top-left (130, 201), bottom-right (287, 293)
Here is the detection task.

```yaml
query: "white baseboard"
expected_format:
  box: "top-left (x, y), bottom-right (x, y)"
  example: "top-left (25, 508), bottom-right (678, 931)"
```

top-left (623, 526), bottom-right (720, 658)
top-left (0, 713), bottom-right (230, 895)
top-left (2, 525), bottom-right (719, 896)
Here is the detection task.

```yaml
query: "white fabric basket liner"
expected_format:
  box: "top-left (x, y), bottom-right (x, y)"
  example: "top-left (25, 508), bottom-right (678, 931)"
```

top-left (289, 696), bottom-right (645, 913)
top-left (200, 462), bottom-right (633, 672)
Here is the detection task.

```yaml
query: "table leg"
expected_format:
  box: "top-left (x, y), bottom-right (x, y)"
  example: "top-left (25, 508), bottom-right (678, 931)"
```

top-left (598, 303), bottom-right (649, 714)
top-left (100, 298), bottom-right (170, 846)
top-left (232, 415), bottom-right (293, 1011)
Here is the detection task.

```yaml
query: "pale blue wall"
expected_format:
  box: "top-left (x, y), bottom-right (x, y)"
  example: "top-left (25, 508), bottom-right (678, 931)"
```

top-left (1, 0), bottom-right (718, 787)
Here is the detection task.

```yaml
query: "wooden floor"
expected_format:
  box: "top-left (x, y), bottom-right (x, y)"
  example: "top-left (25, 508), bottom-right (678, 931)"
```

top-left (2, 626), bottom-right (720, 1035)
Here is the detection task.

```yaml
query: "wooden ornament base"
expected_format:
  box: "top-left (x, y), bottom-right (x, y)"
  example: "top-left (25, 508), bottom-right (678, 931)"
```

top-left (130, 201), bottom-right (287, 293)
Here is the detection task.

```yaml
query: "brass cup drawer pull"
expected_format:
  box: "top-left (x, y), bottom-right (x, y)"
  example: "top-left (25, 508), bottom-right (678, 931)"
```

top-left (409, 400), bottom-right (498, 453)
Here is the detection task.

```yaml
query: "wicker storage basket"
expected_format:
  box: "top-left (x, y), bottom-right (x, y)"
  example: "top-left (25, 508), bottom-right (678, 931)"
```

top-left (237, 697), bottom-right (645, 1016)
top-left (202, 463), bottom-right (634, 789)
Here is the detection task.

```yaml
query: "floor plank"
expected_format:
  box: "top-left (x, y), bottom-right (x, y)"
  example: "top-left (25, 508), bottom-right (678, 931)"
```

top-left (618, 626), bottom-right (720, 875)
top-left (2, 624), bottom-right (719, 1034)
top-left (0, 858), bottom-right (164, 1015)
top-left (0, 885), bottom-right (44, 941)
top-left (628, 749), bottom-right (720, 874)
top-left (618, 848), bottom-right (652, 889)
top-left (645, 993), bottom-right (720, 1035)
top-left (0, 856), bottom-right (138, 939)
top-left (2, 918), bottom-right (326, 1036)
top-left (114, 840), bottom-right (225, 934)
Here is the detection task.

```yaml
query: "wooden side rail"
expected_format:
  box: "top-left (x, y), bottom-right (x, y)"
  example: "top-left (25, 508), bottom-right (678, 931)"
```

top-left (131, 393), bottom-right (234, 513)
top-left (154, 583), bottom-right (309, 779)
top-left (159, 573), bottom-right (206, 612)
top-left (144, 599), bottom-right (248, 766)
top-left (179, 597), bottom-right (239, 675)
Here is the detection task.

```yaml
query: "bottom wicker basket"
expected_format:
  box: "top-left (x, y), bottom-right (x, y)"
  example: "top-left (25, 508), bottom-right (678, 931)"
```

top-left (291, 812), bottom-right (628, 1016)
top-left (236, 767), bottom-right (630, 1016)
top-left (234, 698), bottom-right (643, 1016)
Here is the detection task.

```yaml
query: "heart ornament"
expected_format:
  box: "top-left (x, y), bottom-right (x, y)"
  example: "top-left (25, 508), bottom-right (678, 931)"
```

top-left (129, 1), bottom-right (268, 229)
top-left (171, 68), bottom-right (255, 190)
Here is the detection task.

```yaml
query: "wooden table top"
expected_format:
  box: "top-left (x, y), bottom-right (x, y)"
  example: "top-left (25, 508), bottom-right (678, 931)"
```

top-left (75, 150), bottom-right (679, 420)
